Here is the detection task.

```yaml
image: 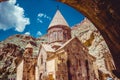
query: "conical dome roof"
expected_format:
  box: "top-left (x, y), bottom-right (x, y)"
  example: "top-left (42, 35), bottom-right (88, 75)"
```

top-left (48, 10), bottom-right (69, 28)
top-left (25, 43), bottom-right (33, 49)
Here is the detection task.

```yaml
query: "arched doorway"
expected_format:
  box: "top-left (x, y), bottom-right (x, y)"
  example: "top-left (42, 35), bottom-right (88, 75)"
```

top-left (39, 73), bottom-right (43, 80)
top-left (58, 0), bottom-right (120, 78)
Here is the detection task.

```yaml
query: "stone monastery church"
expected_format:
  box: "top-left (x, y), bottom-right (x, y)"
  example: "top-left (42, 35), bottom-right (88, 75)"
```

top-left (17, 10), bottom-right (99, 80)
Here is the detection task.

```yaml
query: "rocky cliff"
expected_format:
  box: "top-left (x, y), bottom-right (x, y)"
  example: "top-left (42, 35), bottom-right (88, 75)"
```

top-left (0, 43), bottom-right (23, 79)
top-left (0, 34), bottom-right (47, 79)
top-left (72, 18), bottom-right (115, 76)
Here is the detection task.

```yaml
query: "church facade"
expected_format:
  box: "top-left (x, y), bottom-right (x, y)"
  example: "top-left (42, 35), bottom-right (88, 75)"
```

top-left (16, 10), bottom-right (98, 80)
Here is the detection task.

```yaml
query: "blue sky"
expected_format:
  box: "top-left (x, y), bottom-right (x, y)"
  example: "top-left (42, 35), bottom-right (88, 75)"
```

top-left (0, 0), bottom-right (84, 41)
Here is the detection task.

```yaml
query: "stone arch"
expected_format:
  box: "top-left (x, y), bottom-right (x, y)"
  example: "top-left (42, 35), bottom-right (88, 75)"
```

top-left (58, 0), bottom-right (120, 77)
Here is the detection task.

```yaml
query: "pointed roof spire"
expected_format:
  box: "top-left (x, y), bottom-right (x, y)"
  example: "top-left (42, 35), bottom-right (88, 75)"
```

top-left (48, 9), bottom-right (69, 28)
top-left (25, 43), bottom-right (33, 49)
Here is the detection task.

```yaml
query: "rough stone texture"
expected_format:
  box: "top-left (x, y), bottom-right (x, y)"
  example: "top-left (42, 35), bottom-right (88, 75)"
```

top-left (48, 25), bottom-right (71, 44)
top-left (22, 57), bottom-right (36, 80)
top-left (48, 10), bottom-right (71, 45)
top-left (22, 44), bottom-right (37, 80)
top-left (71, 18), bottom-right (116, 78)
top-left (61, 37), bottom-right (96, 80)
top-left (38, 37), bottom-right (97, 80)
top-left (56, 54), bottom-right (68, 80)
top-left (0, 34), bottom-right (45, 79)
top-left (0, 34), bottom-right (45, 56)
top-left (0, 43), bottom-right (23, 80)
top-left (58, 0), bottom-right (120, 75)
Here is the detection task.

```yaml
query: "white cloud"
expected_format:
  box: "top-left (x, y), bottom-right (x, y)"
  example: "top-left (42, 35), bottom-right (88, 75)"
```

top-left (37, 18), bottom-right (43, 23)
top-left (24, 32), bottom-right (30, 36)
top-left (38, 13), bottom-right (44, 17)
top-left (46, 16), bottom-right (51, 20)
top-left (37, 13), bottom-right (51, 23)
top-left (36, 31), bottom-right (42, 37)
top-left (0, 0), bottom-right (30, 32)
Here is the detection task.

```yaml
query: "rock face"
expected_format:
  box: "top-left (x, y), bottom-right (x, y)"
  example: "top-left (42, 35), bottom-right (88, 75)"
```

top-left (0, 34), bottom-right (45, 79)
top-left (0, 43), bottom-right (23, 80)
top-left (71, 18), bottom-right (116, 78)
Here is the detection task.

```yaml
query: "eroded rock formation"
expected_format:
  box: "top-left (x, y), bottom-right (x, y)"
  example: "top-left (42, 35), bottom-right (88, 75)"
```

top-left (0, 43), bottom-right (23, 79)
top-left (0, 35), bottom-right (44, 79)
top-left (72, 18), bottom-right (117, 79)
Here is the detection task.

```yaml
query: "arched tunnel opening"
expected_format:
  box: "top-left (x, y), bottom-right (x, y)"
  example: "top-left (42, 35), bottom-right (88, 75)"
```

top-left (0, 0), bottom-right (120, 79)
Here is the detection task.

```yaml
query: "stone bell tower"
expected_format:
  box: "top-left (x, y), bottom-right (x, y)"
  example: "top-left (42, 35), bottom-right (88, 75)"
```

top-left (23, 43), bottom-right (33, 57)
top-left (47, 9), bottom-right (71, 47)
top-left (22, 43), bottom-right (36, 80)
